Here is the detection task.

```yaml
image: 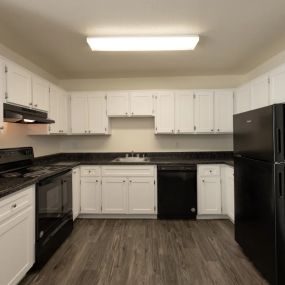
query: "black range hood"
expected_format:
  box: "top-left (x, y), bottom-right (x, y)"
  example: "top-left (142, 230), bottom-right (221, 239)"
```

top-left (4, 103), bottom-right (55, 124)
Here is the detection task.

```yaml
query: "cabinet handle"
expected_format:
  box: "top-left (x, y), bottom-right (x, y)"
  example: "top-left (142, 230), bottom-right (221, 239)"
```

top-left (123, 180), bottom-right (126, 183)
top-left (11, 203), bottom-right (17, 208)
top-left (217, 129), bottom-right (220, 132)
top-left (125, 112), bottom-right (128, 116)
top-left (202, 179), bottom-right (205, 183)
top-left (0, 126), bottom-right (4, 130)
top-left (96, 180), bottom-right (98, 182)
top-left (211, 129), bottom-right (214, 132)
top-left (29, 102), bottom-right (33, 106)
top-left (34, 104), bottom-right (38, 107)
top-left (131, 112), bottom-right (134, 115)
top-left (177, 129), bottom-right (180, 133)
top-left (129, 180), bottom-right (132, 183)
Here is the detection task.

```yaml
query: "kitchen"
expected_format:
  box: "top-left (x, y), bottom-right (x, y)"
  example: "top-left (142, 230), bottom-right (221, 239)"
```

top-left (0, 1), bottom-right (285, 284)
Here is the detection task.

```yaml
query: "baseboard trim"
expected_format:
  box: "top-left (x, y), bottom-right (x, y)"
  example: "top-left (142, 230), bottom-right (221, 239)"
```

top-left (78, 214), bottom-right (157, 219)
top-left (197, 214), bottom-right (229, 220)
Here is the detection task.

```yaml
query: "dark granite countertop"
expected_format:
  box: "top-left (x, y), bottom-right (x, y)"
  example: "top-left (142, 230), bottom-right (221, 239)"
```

top-left (0, 152), bottom-right (233, 199)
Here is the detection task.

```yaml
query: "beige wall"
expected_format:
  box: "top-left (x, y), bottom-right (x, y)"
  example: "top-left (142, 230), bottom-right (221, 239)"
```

top-left (60, 75), bottom-right (243, 91)
top-left (59, 118), bottom-right (233, 153)
top-left (0, 123), bottom-right (60, 157)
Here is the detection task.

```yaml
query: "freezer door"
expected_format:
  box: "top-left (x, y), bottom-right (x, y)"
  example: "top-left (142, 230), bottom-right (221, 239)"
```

top-left (234, 157), bottom-right (276, 284)
top-left (233, 105), bottom-right (275, 162)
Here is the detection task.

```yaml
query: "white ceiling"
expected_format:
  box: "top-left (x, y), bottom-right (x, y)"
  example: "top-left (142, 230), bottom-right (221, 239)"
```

top-left (0, 0), bottom-right (285, 79)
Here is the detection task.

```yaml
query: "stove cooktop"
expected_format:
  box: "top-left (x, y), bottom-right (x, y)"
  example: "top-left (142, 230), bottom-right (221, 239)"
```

top-left (0, 166), bottom-right (68, 179)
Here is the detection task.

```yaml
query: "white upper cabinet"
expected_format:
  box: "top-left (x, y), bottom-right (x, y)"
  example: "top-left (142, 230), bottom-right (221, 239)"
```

top-left (214, 90), bottom-right (234, 133)
top-left (71, 93), bottom-right (89, 134)
top-left (49, 85), bottom-right (68, 134)
top-left (71, 92), bottom-right (109, 134)
top-left (107, 91), bottom-right (129, 117)
top-left (89, 93), bottom-right (109, 134)
top-left (129, 91), bottom-right (154, 116)
top-left (234, 83), bottom-right (251, 114)
top-left (194, 90), bottom-right (214, 133)
top-left (175, 90), bottom-right (195, 134)
top-left (31, 75), bottom-right (50, 112)
top-left (154, 91), bottom-right (175, 134)
top-left (250, 74), bottom-right (270, 109)
top-left (270, 63), bottom-right (285, 104)
top-left (0, 58), bottom-right (5, 132)
top-left (5, 61), bottom-right (32, 108)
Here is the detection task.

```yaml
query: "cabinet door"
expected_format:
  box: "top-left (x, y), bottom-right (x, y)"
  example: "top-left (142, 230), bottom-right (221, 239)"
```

top-left (71, 93), bottom-right (89, 134)
top-left (226, 168), bottom-right (235, 222)
top-left (32, 75), bottom-right (49, 112)
top-left (128, 177), bottom-right (155, 214)
top-left (129, 91), bottom-right (154, 116)
top-left (175, 90), bottom-right (194, 133)
top-left (101, 178), bottom-right (128, 214)
top-left (194, 90), bottom-right (214, 133)
top-left (72, 167), bottom-right (81, 220)
top-left (0, 207), bottom-right (34, 285)
top-left (198, 176), bottom-right (221, 215)
top-left (214, 90), bottom-right (233, 133)
top-left (154, 92), bottom-right (175, 134)
top-left (234, 84), bottom-right (251, 114)
top-left (89, 93), bottom-right (109, 134)
top-left (59, 91), bottom-right (69, 134)
top-left (0, 58), bottom-right (5, 132)
top-left (80, 177), bottom-right (101, 214)
top-left (49, 86), bottom-right (60, 134)
top-left (5, 61), bottom-right (32, 107)
top-left (107, 91), bottom-right (129, 117)
top-left (250, 74), bottom-right (269, 109)
top-left (270, 63), bottom-right (285, 104)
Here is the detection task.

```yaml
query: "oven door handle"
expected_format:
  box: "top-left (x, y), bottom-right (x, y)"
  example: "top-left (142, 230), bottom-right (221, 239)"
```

top-left (38, 170), bottom-right (71, 186)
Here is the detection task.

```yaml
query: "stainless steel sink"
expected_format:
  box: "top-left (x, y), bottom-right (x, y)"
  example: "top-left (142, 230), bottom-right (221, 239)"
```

top-left (112, 157), bottom-right (150, 163)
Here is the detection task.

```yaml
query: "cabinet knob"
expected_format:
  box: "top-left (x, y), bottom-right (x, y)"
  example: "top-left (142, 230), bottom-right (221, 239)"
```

top-left (0, 126), bottom-right (4, 130)
top-left (202, 179), bottom-right (205, 183)
top-left (35, 104), bottom-right (38, 107)
top-left (89, 130), bottom-right (91, 133)
top-left (123, 180), bottom-right (126, 183)
top-left (29, 102), bottom-right (33, 106)
top-left (217, 129), bottom-right (220, 132)
top-left (125, 112), bottom-right (128, 115)
top-left (96, 180), bottom-right (98, 182)
top-left (11, 203), bottom-right (17, 208)
top-left (131, 112), bottom-right (134, 115)
top-left (211, 129), bottom-right (214, 132)
top-left (129, 180), bottom-right (132, 183)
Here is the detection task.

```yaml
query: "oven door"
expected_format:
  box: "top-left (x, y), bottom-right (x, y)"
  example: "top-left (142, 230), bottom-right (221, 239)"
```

top-left (62, 171), bottom-right (72, 215)
top-left (36, 171), bottom-right (70, 240)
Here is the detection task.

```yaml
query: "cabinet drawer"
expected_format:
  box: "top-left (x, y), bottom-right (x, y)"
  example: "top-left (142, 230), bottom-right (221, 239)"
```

top-left (101, 166), bottom-right (155, 177)
top-left (0, 186), bottom-right (34, 224)
top-left (198, 165), bottom-right (220, 176)
top-left (81, 166), bottom-right (101, 177)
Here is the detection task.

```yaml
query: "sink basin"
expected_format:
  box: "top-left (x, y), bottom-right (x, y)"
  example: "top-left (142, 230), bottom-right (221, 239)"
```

top-left (112, 157), bottom-right (150, 163)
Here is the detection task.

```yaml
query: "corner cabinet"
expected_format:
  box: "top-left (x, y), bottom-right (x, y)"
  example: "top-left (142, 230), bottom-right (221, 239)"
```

top-left (0, 186), bottom-right (35, 285)
top-left (49, 85), bottom-right (69, 134)
top-left (31, 75), bottom-right (50, 112)
top-left (234, 83), bottom-right (251, 114)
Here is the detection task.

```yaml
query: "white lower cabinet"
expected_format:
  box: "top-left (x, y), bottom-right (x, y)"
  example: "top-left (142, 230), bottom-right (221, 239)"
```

top-left (79, 165), bottom-right (157, 216)
top-left (128, 177), bottom-right (156, 214)
top-left (198, 174), bottom-right (222, 215)
top-left (0, 186), bottom-right (35, 285)
top-left (198, 164), bottom-right (234, 221)
top-left (72, 167), bottom-right (81, 220)
top-left (101, 177), bottom-right (128, 214)
top-left (80, 177), bottom-right (101, 214)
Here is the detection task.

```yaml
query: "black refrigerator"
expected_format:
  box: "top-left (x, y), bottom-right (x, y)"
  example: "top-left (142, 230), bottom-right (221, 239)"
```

top-left (234, 104), bottom-right (285, 285)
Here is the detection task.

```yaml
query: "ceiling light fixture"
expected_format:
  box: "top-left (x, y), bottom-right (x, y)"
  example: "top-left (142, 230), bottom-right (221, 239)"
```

top-left (86, 36), bottom-right (199, 51)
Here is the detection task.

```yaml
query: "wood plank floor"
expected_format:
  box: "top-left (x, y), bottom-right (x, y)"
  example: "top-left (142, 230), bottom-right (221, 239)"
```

top-left (20, 219), bottom-right (268, 285)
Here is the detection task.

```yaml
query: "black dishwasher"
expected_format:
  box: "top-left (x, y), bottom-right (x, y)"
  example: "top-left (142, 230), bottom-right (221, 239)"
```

top-left (158, 165), bottom-right (197, 219)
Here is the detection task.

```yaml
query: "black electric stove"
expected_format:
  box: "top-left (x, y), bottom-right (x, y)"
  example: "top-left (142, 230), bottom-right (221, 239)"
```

top-left (0, 165), bottom-right (70, 178)
top-left (0, 147), bottom-right (73, 269)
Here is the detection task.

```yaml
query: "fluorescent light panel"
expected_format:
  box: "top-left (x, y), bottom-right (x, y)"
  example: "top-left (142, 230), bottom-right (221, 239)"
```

top-left (87, 36), bottom-right (199, 51)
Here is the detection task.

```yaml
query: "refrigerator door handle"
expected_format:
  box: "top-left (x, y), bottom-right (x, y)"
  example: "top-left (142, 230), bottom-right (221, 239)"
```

top-left (279, 171), bottom-right (284, 197)
top-left (277, 128), bottom-right (282, 154)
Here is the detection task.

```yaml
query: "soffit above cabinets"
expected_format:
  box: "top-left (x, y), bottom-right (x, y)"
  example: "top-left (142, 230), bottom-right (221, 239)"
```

top-left (0, 0), bottom-right (285, 78)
